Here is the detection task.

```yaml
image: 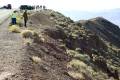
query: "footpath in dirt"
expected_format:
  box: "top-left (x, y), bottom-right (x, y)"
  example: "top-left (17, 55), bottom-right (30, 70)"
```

top-left (0, 18), bottom-right (34, 79)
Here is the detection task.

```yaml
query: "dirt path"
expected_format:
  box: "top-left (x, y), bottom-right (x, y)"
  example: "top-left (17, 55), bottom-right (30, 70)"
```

top-left (0, 10), bottom-right (12, 24)
top-left (0, 12), bottom-right (75, 80)
top-left (0, 19), bottom-right (34, 80)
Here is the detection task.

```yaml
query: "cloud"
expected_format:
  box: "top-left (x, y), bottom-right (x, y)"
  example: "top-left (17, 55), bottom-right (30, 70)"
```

top-left (0, 0), bottom-right (45, 8)
top-left (0, 0), bottom-right (120, 11)
top-left (46, 0), bottom-right (120, 11)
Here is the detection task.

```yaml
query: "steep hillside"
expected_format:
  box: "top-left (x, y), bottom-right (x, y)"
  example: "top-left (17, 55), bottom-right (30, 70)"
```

top-left (76, 17), bottom-right (120, 48)
top-left (1, 9), bottom-right (119, 80)
top-left (25, 10), bottom-right (120, 80)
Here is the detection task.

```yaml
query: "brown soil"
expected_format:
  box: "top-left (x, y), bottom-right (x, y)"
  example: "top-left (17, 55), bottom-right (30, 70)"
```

top-left (0, 18), bottom-right (75, 80)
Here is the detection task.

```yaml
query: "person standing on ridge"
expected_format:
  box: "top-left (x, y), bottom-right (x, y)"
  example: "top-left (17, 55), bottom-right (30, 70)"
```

top-left (23, 10), bottom-right (28, 27)
top-left (11, 11), bottom-right (17, 25)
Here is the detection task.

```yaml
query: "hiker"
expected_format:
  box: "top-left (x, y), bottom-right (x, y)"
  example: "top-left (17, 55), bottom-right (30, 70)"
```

top-left (36, 5), bottom-right (39, 10)
top-left (11, 11), bottom-right (17, 25)
top-left (43, 5), bottom-right (46, 10)
top-left (40, 5), bottom-right (42, 9)
top-left (23, 10), bottom-right (28, 27)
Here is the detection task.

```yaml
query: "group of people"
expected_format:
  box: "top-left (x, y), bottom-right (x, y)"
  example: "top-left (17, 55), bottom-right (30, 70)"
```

top-left (35, 5), bottom-right (46, 10)
top-left (11, 10), bottom-right (28, 27)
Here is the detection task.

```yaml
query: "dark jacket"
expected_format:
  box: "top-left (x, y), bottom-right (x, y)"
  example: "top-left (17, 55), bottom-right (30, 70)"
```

top-left (23, 12), bottom-right (28, 21)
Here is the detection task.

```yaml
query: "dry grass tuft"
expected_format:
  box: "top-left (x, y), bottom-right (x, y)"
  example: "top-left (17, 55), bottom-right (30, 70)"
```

top-left (21, 29), bottom-right (46, 44)
top-left (39, 34), bottom-right (45, 42)
top-left (67, 59), bottom-right (95, 79)
top-left (66, 49), bottom-right (90, 62)
top-left (68, 71), bottom-right (85, 80)
top-left (66, 49), bottom-right (78, 56)
top-left (21, 30), bottom-right (34, 39)
top-left (31, 56), bottom-right (42, 63)
top-left (23, 38), bottom-right (33, 45)
top-left (16, 17), bottom-right (21, 24)
top-left (68, 59), bottom-right (87, 69)
top-left (9, 25), bottom-right (21, 33)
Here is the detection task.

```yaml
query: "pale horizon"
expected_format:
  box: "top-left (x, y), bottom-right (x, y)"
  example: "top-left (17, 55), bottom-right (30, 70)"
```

top-left (0, 0), bottom-right (120, 12)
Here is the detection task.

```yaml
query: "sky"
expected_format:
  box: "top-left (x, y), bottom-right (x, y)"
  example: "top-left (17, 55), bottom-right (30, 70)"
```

top-left (0, 0), bottom-right (120, 11)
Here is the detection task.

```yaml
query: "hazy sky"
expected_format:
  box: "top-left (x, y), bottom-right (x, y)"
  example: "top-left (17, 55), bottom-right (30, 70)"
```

top-left (0, 0), bottom-right (120, 11)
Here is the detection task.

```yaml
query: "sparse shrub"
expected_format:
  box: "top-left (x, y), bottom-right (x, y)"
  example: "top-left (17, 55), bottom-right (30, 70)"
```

top-left (50, 13), bottom-right (55, 17)
top-left (67, 59), bottom-right (95, 79)
top-left (59, 44), bottom-right (66, 48)
top-left (16, 16), bottom-right (23, 27)
top-left (38, 34), bottom-right (45, 42)
top-left (59, 44), bottom-right (66, 47)
top-left (9, 25), bottom-right (21, 33)
top-left (21, 30), bottom-right (34, 39)
top-left (58, 39), bottom-right (63, 42)
top-left (31, 56), bottom-right (41, 63)
top-left (68, 59), bottom-right (87, 72)
top-left (23, 38), bottom-right (33, 45)
top-left (57, 22), bottom-right (67, 27)
top-left (71, 33), bottom-right (78, 39)
top-left (16, 16), bottom-right (22, 24)
top-left (66, 49), bottom-right (90, 62)
top-left (27, 27), bottom-right (34, 30)
top-left (75, 48), bottom-right (82, 52)
top-left (68, 71), bottom-right (85, 80)
top-left (70, 59), bottom-right (86, 68)
top-left (21, 29), bottom-right (45, 43)
top-left (74, 53), bottom-right (90, 62)
top-left (66, 49), bottom-right (78, 56)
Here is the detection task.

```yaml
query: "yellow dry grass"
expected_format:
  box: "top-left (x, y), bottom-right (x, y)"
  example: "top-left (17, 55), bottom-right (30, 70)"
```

top-left (21, 30), bottom-right (34, 39)
top-left (68, 59), bottom-right (87, 69)
top-left (23, 38), bottom-right (33, 45)
top-left (9, 25), bottom-right (21, 33)
top-left (38, 34), bottom-right (45, 42)
top-left (68, 71), bottom-right (85, 80)
top-left (31, 56), bottom-right (42, 63)
top-left (66, 49), bottom-right (78, 56)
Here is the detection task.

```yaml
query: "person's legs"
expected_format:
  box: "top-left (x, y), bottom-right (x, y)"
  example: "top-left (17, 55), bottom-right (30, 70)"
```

top-left (24, 19), bottom-right (27, 27)
top-left (12, 18), bottom-right (16, 25)
top-left (12, 18), bottom-right (14, 25)
top-left (14, 18), bottom-right (16, 24)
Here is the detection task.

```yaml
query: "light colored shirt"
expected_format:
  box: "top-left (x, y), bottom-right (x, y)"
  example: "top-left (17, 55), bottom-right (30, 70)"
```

top-left (11, 13), bottom-right (17, 18)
